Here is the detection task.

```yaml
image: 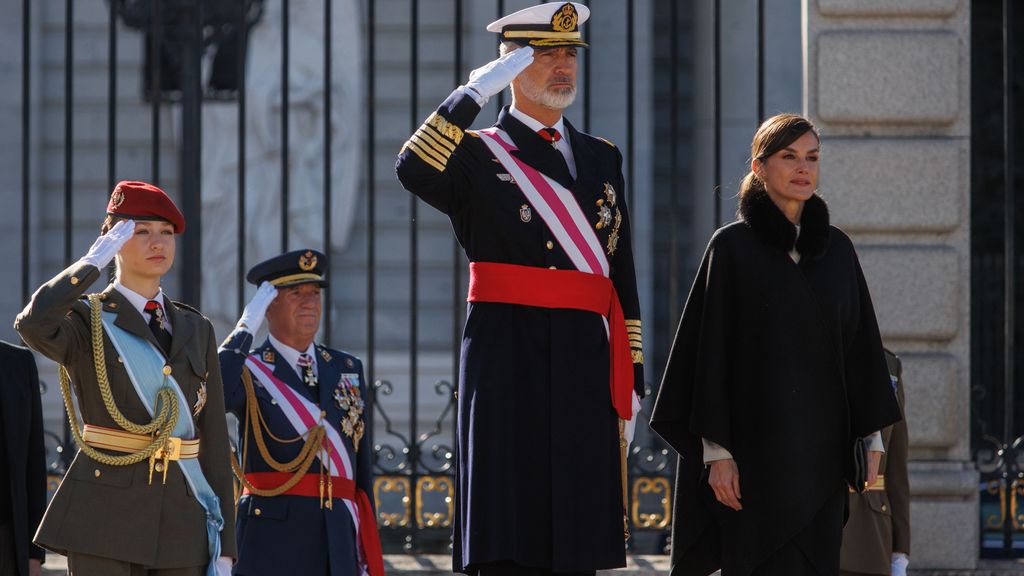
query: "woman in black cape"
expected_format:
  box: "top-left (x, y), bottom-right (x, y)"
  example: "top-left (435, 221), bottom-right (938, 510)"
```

top-left (650, 114), bottom-right (902, 576)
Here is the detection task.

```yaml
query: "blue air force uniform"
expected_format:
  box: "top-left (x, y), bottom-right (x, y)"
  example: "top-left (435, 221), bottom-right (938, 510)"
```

top-left (218, 251), bottom-right (377, 576)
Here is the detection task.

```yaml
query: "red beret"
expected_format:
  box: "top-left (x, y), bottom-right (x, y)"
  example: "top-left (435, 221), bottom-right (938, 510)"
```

top-left (106, 181), bottom-right (185, 234)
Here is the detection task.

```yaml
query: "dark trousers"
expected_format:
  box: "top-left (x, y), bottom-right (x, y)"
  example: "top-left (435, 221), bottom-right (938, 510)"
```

top-left (67, 552), bottom-right (204, 576)
top-left (0, 524), bottom-right (14, 576)
top-left (474, 561), bottom-right (595, 576)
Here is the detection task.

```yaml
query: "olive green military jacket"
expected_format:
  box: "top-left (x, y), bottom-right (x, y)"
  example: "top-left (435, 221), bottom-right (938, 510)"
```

top-left (839, 349), bottom-right (911, 574)
top-left (14, 261), bottom-right (236, 567)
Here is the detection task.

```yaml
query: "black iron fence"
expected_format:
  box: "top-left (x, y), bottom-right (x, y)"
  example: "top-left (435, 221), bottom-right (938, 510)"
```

top-left (971, 0), bottom-right (1024, 558)
top-left (17, 0), bottom-right (769, 555)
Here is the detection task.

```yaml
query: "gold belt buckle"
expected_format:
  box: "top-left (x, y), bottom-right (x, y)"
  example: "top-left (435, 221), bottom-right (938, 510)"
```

top-left (156, 437), bottom-right (182, 461)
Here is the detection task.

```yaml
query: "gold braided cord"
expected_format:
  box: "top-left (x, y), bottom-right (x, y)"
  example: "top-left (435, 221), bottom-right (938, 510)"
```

top-left (58, 294), bottom-right (179, 467)
top-left (230, 366), bottom-right (325, 498)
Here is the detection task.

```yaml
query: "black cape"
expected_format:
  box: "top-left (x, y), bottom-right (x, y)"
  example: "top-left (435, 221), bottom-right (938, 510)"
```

top-left (649, 190), bottom-right (902, 576)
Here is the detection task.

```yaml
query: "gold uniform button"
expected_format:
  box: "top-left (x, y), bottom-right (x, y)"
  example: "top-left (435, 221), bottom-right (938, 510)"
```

top-left (94, 469), bottom-right (101, 478)
top-left (108, 302), bottom-right (118, 309)
top-left (545, 241), bottom-right (554, 250)
top-left (154, 462), bottom-right (164, 473)
top-left (548, 266), bottom-right (557, 270)
top-left (163, 365), bottom-right (172, 375)
top-left (70, 276), bottom-right (79, 285)
top-left (254, 508), bottom-right (262, 516)
top-left (117, 357), bottom-right (124, 363)
top-left (881, 504), bottom-right (887, 512)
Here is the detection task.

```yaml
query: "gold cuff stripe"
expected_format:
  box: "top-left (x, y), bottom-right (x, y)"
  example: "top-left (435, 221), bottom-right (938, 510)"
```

top-left (410, 133), bottom-right (452, 162)
top-left (404, 140), bottom-right (447, 172)
top-left (422, 125), bottom-right (457, 151)
top-left (503, 30), bottom-right (582, 40)
top-left (425, 112), bottom-right (463, 145)
top-left (629, 338), bottom-right (643, 346)
top-left (631, 350), bottom-right (644, 364)
top-left (627, 326), bottom-right (642, 334)
top-left (625, 320), bottom-right (642, 327)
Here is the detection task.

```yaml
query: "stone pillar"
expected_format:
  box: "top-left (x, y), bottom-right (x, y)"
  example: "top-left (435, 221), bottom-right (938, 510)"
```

top-left (804, 0), bottom-right (975, 569)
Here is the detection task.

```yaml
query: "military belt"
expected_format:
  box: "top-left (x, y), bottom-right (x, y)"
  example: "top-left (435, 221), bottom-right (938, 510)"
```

top-left (850, 474), bottom-right (886, 493)
top-left (81, 424), bottom-right (199, 461)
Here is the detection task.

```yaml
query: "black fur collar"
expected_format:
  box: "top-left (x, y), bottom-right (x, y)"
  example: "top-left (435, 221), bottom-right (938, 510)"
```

top-left (738, 189), bottom-right (831, 261)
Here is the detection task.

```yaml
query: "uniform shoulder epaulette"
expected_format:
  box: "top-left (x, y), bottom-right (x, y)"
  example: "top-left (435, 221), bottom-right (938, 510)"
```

top-left (171, 300), bottom-right (204, 317)
top-left (596, 136), bottom-right (616, 148)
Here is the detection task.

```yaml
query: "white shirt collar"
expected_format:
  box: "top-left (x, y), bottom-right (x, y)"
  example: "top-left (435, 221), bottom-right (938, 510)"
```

top-left (113, 280), bottom-right (172, 333)
top-left (509, 105), bottom-right (566, 139)
top-left (268, 333), bottom-right (318, 377)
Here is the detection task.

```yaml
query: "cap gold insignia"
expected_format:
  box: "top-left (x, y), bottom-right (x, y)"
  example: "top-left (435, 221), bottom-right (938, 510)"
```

top-left (110, 186), bottom-right (126, 208)
top-left (551, 3), bottom-right (578, 33)
top-left (262, 349), bottom-right (276, 363)
top-left (298, 251), bottom-right (317, 271)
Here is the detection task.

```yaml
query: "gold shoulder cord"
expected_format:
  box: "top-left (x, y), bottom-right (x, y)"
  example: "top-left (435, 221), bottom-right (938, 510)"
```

top-left (229, 366), bottom-right (327, 501)
top-left (58, 294), bottom-right (179, 472)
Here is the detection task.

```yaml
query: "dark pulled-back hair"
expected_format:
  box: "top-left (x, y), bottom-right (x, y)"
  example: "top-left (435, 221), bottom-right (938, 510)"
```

top-left (739, 113), bottom-right (819, 199)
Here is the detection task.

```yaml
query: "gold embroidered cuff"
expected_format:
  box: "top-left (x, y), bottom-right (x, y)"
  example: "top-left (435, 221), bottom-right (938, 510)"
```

top-left (631, 350), bottom-right (644, 364)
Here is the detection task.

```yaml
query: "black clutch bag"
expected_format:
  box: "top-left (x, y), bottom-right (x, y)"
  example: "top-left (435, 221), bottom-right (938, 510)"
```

top-left (850, 436), bottom-right (868, 494)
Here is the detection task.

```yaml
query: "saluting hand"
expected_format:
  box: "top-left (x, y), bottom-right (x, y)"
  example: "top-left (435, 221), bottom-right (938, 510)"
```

top-left (237, 281), bottom-right (278, 334)
top-left (81, 218), bottom-right (135, 269)
top-left (709, 458), bottom-right (743, 511)
top-left (465, 46), bottom-right (535, 100)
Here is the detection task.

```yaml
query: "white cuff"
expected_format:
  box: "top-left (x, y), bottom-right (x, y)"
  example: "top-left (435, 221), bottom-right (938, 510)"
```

top-left (702, 438), bottom-right (734, 463)
top-left (78, 256), bottom-right (102, 269)
top-left (867, 430), bottom-right (885, 453)
top-left (461, 85), bottom-right (489, 107)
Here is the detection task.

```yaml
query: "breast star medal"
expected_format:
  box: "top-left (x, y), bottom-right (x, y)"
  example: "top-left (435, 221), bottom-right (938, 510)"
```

top-left (595, 199), bottom-right (612, 230)
top-left (334, 374), bottom-right (366, 452)
top-left (193, 382), bottom-right (207, 417)
top-left (607, 208), bottom-right (622, 256)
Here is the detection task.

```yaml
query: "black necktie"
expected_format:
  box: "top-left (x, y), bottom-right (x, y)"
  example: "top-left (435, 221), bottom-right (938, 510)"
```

top-left (144, 300), bottom-right (172, 354)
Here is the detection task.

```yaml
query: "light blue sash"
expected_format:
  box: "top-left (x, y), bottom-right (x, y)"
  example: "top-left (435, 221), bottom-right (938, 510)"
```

top-left (98, 307), bottom-right (224, 576)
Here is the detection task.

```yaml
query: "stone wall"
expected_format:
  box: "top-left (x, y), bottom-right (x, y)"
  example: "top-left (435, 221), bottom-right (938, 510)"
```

top-left (805, 0), bottom-right (975, 569)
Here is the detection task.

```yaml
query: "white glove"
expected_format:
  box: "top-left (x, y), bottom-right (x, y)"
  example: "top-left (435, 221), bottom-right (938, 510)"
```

top-left (465, 46), bottom-right (534, 102)
top-left (81, 219), bottom-right (135, 269)
top-left (215, 556), bottom-right (233, 576)
top-left (892, 552), bottom-right (909, 576)
top-left (237, 281), bottom-right (278, 334)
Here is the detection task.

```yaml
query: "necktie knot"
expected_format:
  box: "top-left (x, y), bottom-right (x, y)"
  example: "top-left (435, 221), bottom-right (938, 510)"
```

top-left (144, 300), bottom-right (171, 354)
top-left (537, 128), bottom-right (561, 144)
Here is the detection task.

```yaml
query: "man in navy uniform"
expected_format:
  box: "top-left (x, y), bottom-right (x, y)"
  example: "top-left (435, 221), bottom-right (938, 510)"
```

top-left (395, 3), bottom-right (645, 574)
top-left (218, 250), bottom-right (383, 576)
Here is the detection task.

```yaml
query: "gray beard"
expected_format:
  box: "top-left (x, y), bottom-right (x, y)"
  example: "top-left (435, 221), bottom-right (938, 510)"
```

top-left (517, 74), bottom-right (577, 110)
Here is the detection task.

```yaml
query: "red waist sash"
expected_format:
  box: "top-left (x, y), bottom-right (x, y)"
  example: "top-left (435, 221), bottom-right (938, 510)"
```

top-left (467, 261), bottom-right (633, 420)
top-left (243, 472), bottom-right (384, 576)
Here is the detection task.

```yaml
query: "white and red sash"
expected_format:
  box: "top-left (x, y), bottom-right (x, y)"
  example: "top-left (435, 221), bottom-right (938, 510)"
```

top-left (477, 127), bottom-right (641, 426)
top-left (244, 356), bottom-right (361, 535)
top-left (478, 127), bottom-right (610, 278)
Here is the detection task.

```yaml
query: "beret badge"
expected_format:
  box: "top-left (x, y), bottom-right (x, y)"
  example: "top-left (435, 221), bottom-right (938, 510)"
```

top-left (110, 186), bottom-right (126, 209)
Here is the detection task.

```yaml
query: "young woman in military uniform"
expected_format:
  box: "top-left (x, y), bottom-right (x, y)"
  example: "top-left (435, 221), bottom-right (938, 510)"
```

top-left (15, 181), bottom-right (235, 576)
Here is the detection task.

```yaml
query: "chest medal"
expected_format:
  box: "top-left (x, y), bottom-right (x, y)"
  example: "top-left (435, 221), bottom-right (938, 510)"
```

top-left (334, 373), bottom-right (366, 451)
